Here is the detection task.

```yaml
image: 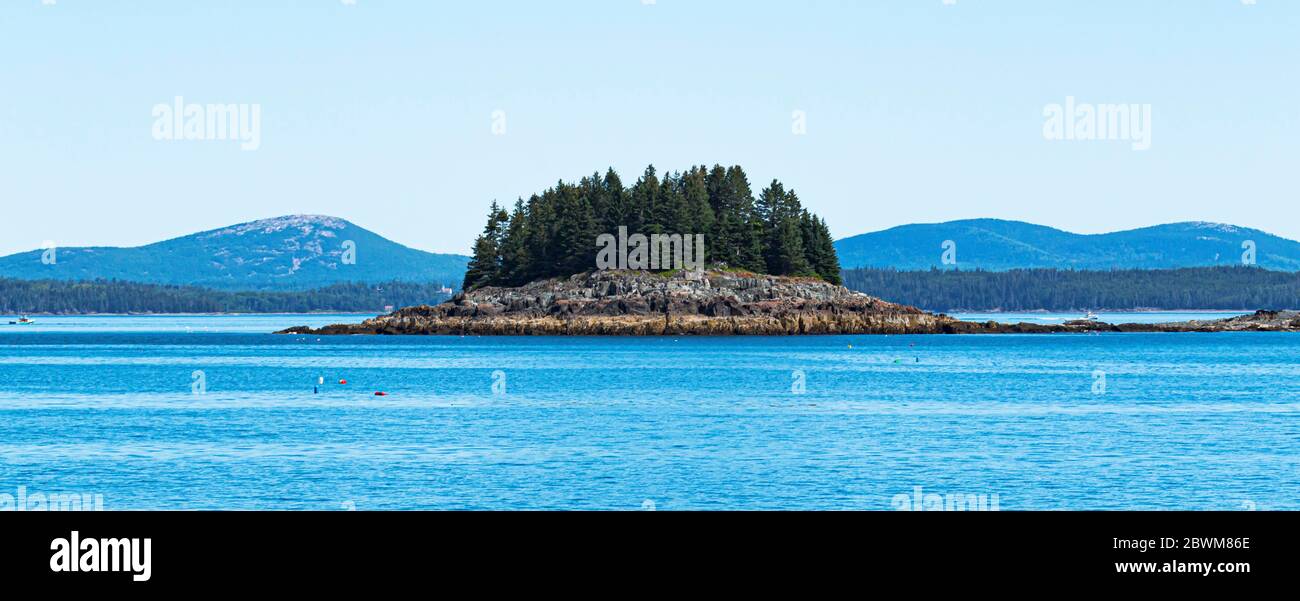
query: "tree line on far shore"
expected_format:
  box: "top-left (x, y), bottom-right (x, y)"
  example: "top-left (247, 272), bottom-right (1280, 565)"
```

top-left (842, 266), bottom-right (1300, 312)
top-left (0, 279), bottom-right (452, 314)
top-left (463, 164), bottom-right (842, 290)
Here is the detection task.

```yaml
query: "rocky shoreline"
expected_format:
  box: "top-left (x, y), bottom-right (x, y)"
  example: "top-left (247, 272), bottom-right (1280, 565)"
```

top-left (277, 270), bottom-right (1300, 336)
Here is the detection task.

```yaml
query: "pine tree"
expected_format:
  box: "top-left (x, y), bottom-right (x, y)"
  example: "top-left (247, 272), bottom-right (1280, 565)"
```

top-left (630, 165), bottom-right (660, 235)
top-left (683, 167), bottom-right (714, 244)
top-left (601, 168), bottom-right (626, 232)
top-left (813, 216), bottom-right (842, 284)
top-left (705, 165), bottom-right (734, 266)
top-left (755, 180), bottom-right (783, 225)
top-left (553, 181), bottom-right (598, 276)
top-left (657, 171), bottom-right (691, 235)
top-left (582, 173), bottom-right (610, 233)
top-left (521, 192), bottom-right (555, 283)
top-left (497, 199), bottom-right (530, 286)
top-left (774, 216), bottom-right (813, 275)
top-left (462, 201), bottom-right (509, 290)
top-left (725, 166), bottom-right (765, 272)
top-left (800, 210), bottom-right (823, 275)
top-left (757, 180), bottom-right (787, 273)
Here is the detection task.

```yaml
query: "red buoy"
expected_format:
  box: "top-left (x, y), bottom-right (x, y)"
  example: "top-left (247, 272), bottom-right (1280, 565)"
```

top-left (339, 379), bottom-right (348, 385)
top-left (374, 391), bottom-right (387, 396)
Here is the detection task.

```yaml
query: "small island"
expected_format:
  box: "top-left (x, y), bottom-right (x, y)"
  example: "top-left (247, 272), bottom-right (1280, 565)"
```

top-left (279, 164), bottom-right (1300, 337)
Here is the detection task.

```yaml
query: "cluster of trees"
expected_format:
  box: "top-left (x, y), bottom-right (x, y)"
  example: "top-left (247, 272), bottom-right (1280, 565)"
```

top-left (0, 279), bottom-right (453, 314)
top-left (842, 266), bottom-right (1300, 312)
top-left (463, 165), bottom-right (841, 289)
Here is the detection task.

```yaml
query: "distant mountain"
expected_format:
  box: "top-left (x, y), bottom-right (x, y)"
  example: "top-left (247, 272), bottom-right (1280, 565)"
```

top-left (834, 219), bottom-right (1300, 271)
top-left (0, 215), bottom-right (470, 290)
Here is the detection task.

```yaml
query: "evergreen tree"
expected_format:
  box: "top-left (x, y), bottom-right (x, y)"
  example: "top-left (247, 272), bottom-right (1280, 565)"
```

top-left (521, 193), bottom-right (555, 284)
top-left (553, 181), bottom-right (598, 276)
top-left (755, 179), bottom-right (784, 226)
top-left (462, 201), bottom-right (509, 290)
top-left (683, 167), bottom-right (714, 245)
top-left (705, 165), bottom-right (734, 266)
top-left (582, 173), bottom-right (609, 234)
top-left (757, 182), bottom-right (817, 276)
top-left (756, 181), bottom-right (787, 273)
top-left (724, 166), bottom-right (765, 271)
top-left (601, 168), bottom-right (627, 232)
top-left (813, 216), bottom-right (842, 284)
top-left (497, 199), bottom-right (530, 286)
top-left (630, 165), bottom-right (660, 235)
top-left (657, 171), bottom-right (691, 235)
top-left (773, 215), bottom-right (813, 276)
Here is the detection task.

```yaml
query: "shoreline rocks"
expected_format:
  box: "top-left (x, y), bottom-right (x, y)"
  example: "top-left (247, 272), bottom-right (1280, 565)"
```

top-left (277, 270), bottom-right (1300, 336)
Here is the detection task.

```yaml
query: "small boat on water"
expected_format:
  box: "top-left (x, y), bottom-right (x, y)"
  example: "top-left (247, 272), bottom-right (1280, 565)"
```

top-left (1082, 310), bottom-right (1099, 321)
top-left (8, 316), bottom-right (35, 325)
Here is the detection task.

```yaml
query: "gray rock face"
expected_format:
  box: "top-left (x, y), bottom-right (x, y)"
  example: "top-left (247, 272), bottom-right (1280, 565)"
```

top-left (281, 270), bottom-right (951, 335)
top-left (440, 271), bottom-right (891, 318)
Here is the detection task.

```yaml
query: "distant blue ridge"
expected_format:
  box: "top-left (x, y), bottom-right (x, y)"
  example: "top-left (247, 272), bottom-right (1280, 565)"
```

top-left (834, 219), bottom-right (1300, 272)
top-left (0, 215), bottom-right (470, 291)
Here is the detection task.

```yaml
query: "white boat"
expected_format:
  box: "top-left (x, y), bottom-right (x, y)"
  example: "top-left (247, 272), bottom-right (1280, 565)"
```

top-left (1083, 311), bottom-right (1099, 321)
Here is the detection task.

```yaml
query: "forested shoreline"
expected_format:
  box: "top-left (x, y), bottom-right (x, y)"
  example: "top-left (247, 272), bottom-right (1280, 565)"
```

top-left (10, 266), bottom-right (1295, 315)
top-left (0, 279), bottom-right (452, 315)
top-left (843, 266), bottom-right (1300, 312)
top-left (463, 164), bottom-right (842, 289)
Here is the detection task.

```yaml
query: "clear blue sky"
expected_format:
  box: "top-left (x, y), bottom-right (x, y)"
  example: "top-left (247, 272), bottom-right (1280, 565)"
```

top-left (1, 0), bottom-right (1296, 257)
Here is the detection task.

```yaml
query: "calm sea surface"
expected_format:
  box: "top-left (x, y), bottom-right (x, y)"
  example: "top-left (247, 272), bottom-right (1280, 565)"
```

top-left (0, 313), bottom-right (1294, 510)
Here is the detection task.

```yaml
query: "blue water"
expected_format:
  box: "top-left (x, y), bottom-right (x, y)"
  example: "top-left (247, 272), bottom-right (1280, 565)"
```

top-left (1, 315), bottom-right (1296, 510)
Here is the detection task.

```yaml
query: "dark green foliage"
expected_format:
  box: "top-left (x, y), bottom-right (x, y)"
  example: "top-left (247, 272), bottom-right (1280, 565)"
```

top-left (802, 212), bottom-right (842, 285)
top-left (841, 266), bottom-right (1300, 312)
top-left (0, 279), bottom-right (455, 314)
top-left (682, 167), bottom-right (715, 241)
top-left (630, 166), bottom-right (661, 236)
top-left (464, 164), bottom-right (842, 289)
top-left (758, 182), bottom-right (813, 276)
top-left (462, 201), bottom-right (509, 290)
top-left (553, 181), bottom-right (599, 277)
top-left (496, 199), bottom-right (531, 286)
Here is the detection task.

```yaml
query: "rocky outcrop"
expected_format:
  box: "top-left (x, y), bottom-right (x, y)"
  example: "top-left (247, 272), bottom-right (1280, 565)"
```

top-left (281, 270), bottom-right (954, 335)
top-left (935, 310), bottom-right (1300, 334)
top-left (277, 270), bottom-right (1300, 336)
